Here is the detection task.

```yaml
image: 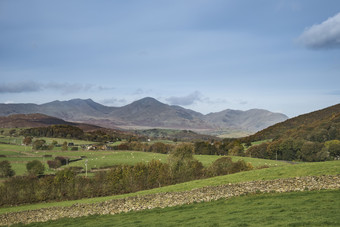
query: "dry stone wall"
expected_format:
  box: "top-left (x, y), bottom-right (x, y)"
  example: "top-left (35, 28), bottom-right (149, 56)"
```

top-left (1, 175), bottom-right (339, 226)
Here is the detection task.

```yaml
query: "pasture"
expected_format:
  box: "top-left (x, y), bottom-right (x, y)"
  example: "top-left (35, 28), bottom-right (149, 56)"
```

top-left (0, 142), bottom-right (289, 177)
top-left (1, 137), bottom-right (339, 226)
top-left (12, 190), bottom-right (340, 227)
top-left (1, 160), bottom-right (338, 215)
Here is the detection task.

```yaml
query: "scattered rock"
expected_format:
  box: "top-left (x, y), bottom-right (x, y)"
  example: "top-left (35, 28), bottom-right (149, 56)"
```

top-left (0, 175), bottom-right (339, 226)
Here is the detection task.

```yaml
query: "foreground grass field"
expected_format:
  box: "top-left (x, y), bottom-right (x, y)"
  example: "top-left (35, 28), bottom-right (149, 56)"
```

top-left (1, 160), bottom-right (338, 215)
top-left (12, 189), bottom-right (340, 227)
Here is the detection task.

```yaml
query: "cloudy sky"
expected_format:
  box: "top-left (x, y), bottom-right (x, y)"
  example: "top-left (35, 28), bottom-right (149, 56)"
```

top-left (1, 0), bottom-right (339, 117)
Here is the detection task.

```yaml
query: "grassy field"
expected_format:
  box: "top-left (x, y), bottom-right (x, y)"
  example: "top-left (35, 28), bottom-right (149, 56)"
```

top-left (0, 142), bottom-right (290, 177)
top-left (12, 189), bottom-right (340, 227)
top-left (0, 143), bottom-right (32, 153)
top-left (1, 131), bottom-right (339, 226)
top-left (1, 160), bottom-right (338, 215)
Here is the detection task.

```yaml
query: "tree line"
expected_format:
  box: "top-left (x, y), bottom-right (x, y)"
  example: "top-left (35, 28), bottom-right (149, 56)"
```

top-left (245, 138), bottom-right (340, 161)
top-left (0, 144), bottom-right (252, 207)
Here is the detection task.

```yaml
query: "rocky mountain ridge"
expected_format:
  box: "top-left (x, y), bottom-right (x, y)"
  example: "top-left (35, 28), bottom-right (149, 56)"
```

top-left (0, 97), bottom-right (288, 134)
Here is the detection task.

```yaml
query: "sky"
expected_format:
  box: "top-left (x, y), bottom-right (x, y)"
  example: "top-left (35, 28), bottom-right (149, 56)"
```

top-left (0, 0), bottom-right (340, 117)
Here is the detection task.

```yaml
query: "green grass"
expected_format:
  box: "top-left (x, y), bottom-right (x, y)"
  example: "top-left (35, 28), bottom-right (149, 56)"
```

top-left (0, 144), bottom-right (32, 153)
top-left (1, 160), bottom-right (338, 215)
top-left (195, 155), bottom-right (289, 167)
top-left (0, 136), bottom-right (24, 145)
top-left (31, 151), bottom-right (287, 171)
top-left (37, 137), bottom-right (95, 145)
top-left (12, 189), bottom-right (340, 227)
top-left (0, 140), bottom-right (289, 175)
top-left (0, 157), bottom-right (55, 175)
top-left (65, 151), bottom-right (167, 169)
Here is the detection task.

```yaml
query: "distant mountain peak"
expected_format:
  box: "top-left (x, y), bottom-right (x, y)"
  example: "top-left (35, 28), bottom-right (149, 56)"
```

top-left (133, 97), bottom-right (163, 105)
top-left (0, 97), bottom-right (290, 135)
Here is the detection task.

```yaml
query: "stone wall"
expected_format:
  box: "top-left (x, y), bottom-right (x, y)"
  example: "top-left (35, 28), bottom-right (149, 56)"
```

top-left (1, 175), bottom-right (339, 226)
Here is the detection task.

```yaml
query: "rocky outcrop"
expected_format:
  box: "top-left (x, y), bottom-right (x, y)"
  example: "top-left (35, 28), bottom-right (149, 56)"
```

top-left (1, 175), bottom-right (339, 226)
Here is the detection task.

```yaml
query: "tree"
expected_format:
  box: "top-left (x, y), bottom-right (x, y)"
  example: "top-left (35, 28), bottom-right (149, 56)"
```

top-left (246, 142), bottom-right (269, 159)
top-left (32, 139), bottom-right (47, 150)
top-left (207, 157), bottom-right (233, 176)
top-left (168, 144), bottom-right (203, 183)
top-left (325, 140), bottom-right (340, 159)
top-left (23, 136), bottom-right (32, 146)
top-left (9, 129), bottom-right (16, 136)
top-left (62, 141), bottom-right (68, 151)
top-left (26, 160), bottom-right (45, 175)
top-left (0, 160), bottom-right (15, 177)
top-left (300, 141), bottom-right (327, 162)
top-left (47, 159), bottom-right (62, 169)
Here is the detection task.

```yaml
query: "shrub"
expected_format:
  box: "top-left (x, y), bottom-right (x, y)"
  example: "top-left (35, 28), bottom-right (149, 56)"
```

top-left (26, 160), bottom-right (45, 175)
top-left (55, 156), bottom-right (69, 165)
top-left (47, 160), bottom-right (62, 169)
top-left (207, 157), bottom-right (234, 177)
top-left (300, 141), bottom-right (326, 162)
top-left (0, 160), bottom-right (15, 177)
top-left (168, 143), bottom-right (204, 183)
top-left (32, 139), bottom-right (48, 150)
top-left (71, 146), bottom-right (78, 151)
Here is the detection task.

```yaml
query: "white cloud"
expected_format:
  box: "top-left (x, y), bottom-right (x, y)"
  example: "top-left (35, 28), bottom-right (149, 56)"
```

top-left (298, 12), bottom-right (340, 49)
top-left (45, 82), bottom-right (94, 94)
top-left (0, 81), bottom-right (42, 93)
top-left (0, 81), bottom-right (107, 95)
top-left (166, 91), bottom-right (202, 106)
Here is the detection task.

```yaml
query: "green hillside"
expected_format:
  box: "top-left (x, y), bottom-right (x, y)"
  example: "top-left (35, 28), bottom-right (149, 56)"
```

top-left (15, 190), bottom-right (340, 227)
top-left (1, 160), bottom-right (338, 215)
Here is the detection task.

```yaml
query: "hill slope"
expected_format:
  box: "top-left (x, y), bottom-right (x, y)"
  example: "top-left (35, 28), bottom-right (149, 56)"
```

top-left (247, 103), bottom-right (340, 141)
top-left (204, 108), bottom-right (288, 132)
top-left (0, 113), bottom-right (101, 131)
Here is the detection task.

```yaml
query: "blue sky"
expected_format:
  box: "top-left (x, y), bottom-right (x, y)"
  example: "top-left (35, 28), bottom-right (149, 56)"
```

top-left (0, 0), bottom-right (339, 117)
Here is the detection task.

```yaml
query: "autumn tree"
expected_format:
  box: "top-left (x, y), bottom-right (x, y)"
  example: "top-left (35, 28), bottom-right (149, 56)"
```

top-left (168, 143), bottom-right (203, 183)
top-left (299, 141), bottom-right (327, 162)
top-left (23, 136), bottom-right (32, 146)
top-left (62, 141), bottom-right (68, 151)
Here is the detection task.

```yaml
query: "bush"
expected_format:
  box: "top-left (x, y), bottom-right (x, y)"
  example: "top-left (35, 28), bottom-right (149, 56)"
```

top-left (55, 156), bottom-right (69, 165)
top-left (71, 146), bottom-right (78, 151)
top-left (32, 139), bottom-right (48, 150)
top-left (168, 143), bottom-right (204, 183)
top-left (300, 141), bottom-right (326, 162)
top-left (26, 160), bottom-right (45, 175)
top-left (47, 160), bottom-right (62, 169)
top-left (207, 157), bottom-right (253, 177)
top-left (207, 157), bottom-right (234, 177)
top-left (0, 160), bottom-right (15, 177)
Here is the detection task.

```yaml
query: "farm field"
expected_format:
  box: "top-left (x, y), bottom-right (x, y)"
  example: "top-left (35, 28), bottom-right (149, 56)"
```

top-left (12, 189), bottom-right (340, 227)
top-left (1, 135), bottom-right (339, 226)
top-left (0, 142), bottom-right (289, 176)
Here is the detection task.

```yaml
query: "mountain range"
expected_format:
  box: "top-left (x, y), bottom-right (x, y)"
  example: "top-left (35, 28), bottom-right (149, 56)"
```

top-left (0, 97), bottom-right (288, 135)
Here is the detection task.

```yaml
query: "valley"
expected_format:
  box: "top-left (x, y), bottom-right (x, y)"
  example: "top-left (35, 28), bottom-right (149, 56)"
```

top-left (0, 102), bottom-right (339, 226)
